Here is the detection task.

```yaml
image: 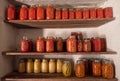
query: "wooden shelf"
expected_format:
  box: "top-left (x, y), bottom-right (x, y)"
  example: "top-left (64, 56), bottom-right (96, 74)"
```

top-left (2, 51), bottom-right (117, 56)
top-left (2, 72), bottom-right (118, 81)
top-left (5, 18), bottom-right (115, 28)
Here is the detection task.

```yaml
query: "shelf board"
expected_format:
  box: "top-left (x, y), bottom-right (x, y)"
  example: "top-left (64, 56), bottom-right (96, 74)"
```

top-left (5, 18), bottom-right (115, 28)
top-left (2, 51), bottom-right (117, 56)
top-left (2, 72), bottom-right (118, 81)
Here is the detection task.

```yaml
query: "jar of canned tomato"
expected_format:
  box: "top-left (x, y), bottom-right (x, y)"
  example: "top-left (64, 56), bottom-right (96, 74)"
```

top-left (69, 9), bottom-right (75, 19)
top-left (20, 5), bottom-right (28, 20)
top-left (21, 36), bottom-right (29, 52)
top-left (102, 60), bottom-right (114, 79)
top-left (36, 36), bottom-right (45, 52)
top-left (90, 8), bottom-right (96, 19)
top-left (104, 7), bottom-right (113, 18)
top-left (78, 40), bottom-right (83, 52)
top-left (56, 37), bottom-right (63, 52)
top-left (46, 5), bottom-right (54, 20)
top-left (101, 38), bottom-right (107, 51)
top-left (75, 60), bottom-right (85, 78)
top-left (55, 8), bottom-right (61, 19)
top-left (66, 36), bottom-right (77, 53)
top-left (92, 59), bottom-right (101, 77)
top-left (82, 8), bottom-right (89, 19)
top-left (62, 8), bottom-right (68, 19)
top-left (97, 8), bottom-right (104, 18)
top-left (37, 5), bottom-right (45, 20)
top-left (83, 39), bottom-right (91, 52)
top-left (28, 5), bottom-right (36, 20)
top-left (7, 4), bottom-right (16, 20)
top-left (75, 8), bottom-right (82, 19)
top-left (46, 36), bottom-right (54, 52)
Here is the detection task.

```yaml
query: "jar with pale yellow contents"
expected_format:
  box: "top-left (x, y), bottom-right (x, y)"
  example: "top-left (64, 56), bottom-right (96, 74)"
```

top-left (26, 59), bottom-right (34, 73)
top-left (34, 59), bottom-right (41, 73)
top-left (49, 59), bottom-right (56, 73)
top-left (18, 59), bottom-right (26, 73)
top-left (57, 59), bottom-right (63, 73)
top-left (41, 59), bottom-right (48, 73)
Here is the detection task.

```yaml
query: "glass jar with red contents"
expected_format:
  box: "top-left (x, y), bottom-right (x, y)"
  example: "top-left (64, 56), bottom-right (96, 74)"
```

top-left (28, 5), bottom-right (36, 20)
top-left (104, 7), bottom-right (113, 18)
top-left (7, 4), bottom-right (16, 20)
top-left (20, 5), bottom-right (28, 20)
top-left (37, 5), bottom-right (45, 20)
top-left (77, 40), bottom-right (83, 52)
top-left (101, 38), bottom-right (107, 52)
top-left (46, 36), bottom-right (54, 52)
top-left (21, 36), bottom-right (29, 52)
top-left (55, 8), bottom-right (61, 19)
top-left (83, 39), bottom-right (91, 52)
top-left (36, 36), bottom-right (45, 52)
top-left (97, 8), bottom-right (104, 18)
top-left (66, 36), bottom-right (77, 53)
top-left (29, 39), bottom-right (33, 52)
top-left (56, 37), bottom-right (63, 52)
top-left (69, 9), bottom-right (75, 19)
top-left (75, 8), bottom-right (82, 19)
top-left (62, 8), bottom-right (68, 19)
top-left (90, 8), bottom-right (96, 19)
top-left (82, 8), bottom-right (89, 19)
top-left (46, 5), bottom-right (54, 20)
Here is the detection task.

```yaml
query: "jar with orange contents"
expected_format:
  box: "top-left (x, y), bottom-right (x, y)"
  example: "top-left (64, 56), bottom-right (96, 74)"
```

top-left (82, 8), bottom-right (89, 19)
top-left (75, 8), bottom-right (82, 19)
top-left (28, 5), bottom-right (36, 20)
top-left (46, 36), bottom-right (54, 52)
top-left (46, 5), bottom-right (54, 20)
top-left (97, 8), bottom-right (104, 18)
top-left (75, 60), bottom-right (85, 78)
top-left (62, 8), bottom-right (68, 19)
top-left (55, 8), bottom-right (61, 19)
top-left (102, 60), bottom-right (114, 79)
top-left (37, 5), bottom-right (45, 20)
top-left (83, 39), bottom-right (91, 52)
top-left (20, 5), bottom-right (28, 20)
top-left (92, 59), bottom-right (101, 77)
top-left (56, 37), bottom-right (63, 52)
top-left (69, 9), bottom-right (75, 19)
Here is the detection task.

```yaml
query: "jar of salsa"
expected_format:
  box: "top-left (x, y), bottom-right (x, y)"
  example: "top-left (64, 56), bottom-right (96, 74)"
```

top-left (21, 36), bottom-right (29, 52)
top-left (46, 36), bottom-right (54, 52)
top-left (56, 37), bottom-right (63, 52)
top-left (82, 8), bottom-right (89, 19)
top-left (97, 8), bottom-right (104, 18)
top-left (28, 5), bottom-right (36, 20)
top-left (37, 5), bottom-right (45, 20)
top-left (66, 36), bottom-right (77, 53)
top-left (69, 9), bottom-right (75, 19)
top-left (102, 60), bottom-right (114, 79)
top-left (55, 8), bottom-right (61, 19)
top-left (7, 4), bottom-right (16, 20)
top-left (75, 60), bottom-right (85, 78)
top-left (104, 7), bottom-right (113, 18)
top-left (75, 8), bottom-right (82, 19)
top-left (20, 5), bottom-right (28, 20)
top-left (83, 39), bottom-right (91, 52)
top-left (92, 59), bottom-right (101, 77)
top-left (77, 40), bottom-right (83, 52)
top-left (62, 8), bottom-right (68, 19)
top-left (90, 8), bottom-right (96, 19)
top-left (36, 36), bottom-right (45, 52)
top-left (46, 5), bottom-right (54, 20)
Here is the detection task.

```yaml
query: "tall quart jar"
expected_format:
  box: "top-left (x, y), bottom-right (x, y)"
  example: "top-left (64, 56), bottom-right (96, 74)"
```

top-left (37, 5), bottom-right (45, 20)
top-left (75, 60), bottom-right (85, 78)
top-left (83, 39), bottom-right (91, 52)
top-left (46, 36), bottom-right (54, 52)
top-left (28, 5), bottom-right (36, 20)
top-left (49, 59), bottom-right (56, 73)
top-left (56, 37), bottom-right (63, 52)
top-left (57, 59), bottom-right (63, 73)
top-left (34, 59), bottom-right (41, 73)
top-left (46, 5), bottom-right (54, 20)
top-left (41, 59), bottom-right (48, 73)
top-left (20, 5), bottom-right (28, 20)
top-left (18, 59), bottom-right (26, 73)
top-left (102, 60), bottom-right (114, 79)
top-left (26, 59), bottom-right (34, 73)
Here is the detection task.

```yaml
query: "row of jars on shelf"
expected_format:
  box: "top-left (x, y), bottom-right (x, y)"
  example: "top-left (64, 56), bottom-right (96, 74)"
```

top-left (7, 4), bottom-right (113, 20)
top-left (21, 34), bottom-right (107, 52)
top-left (18, 58), bottom-right (114, 79)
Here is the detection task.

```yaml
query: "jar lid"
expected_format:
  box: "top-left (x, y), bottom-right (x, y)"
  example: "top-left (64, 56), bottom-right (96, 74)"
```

top-left (69, 36), bottom-right (76, 39)
top-left (56, 37), bottom-right (62, 40)
top-left (28, 59), bottom-right (33, 62)
top-left (22, 5), bottom-right (27, 8)
top-left (62, 8), bottom-right (68, 10)
top-left (93, 59), bottom-right (101, 63)
top-left (47, 36), bottom-right (54, 39)
top-left (50, 59), bottom-right (55, 62)
top-left (34, 59), bottom-right (40, 61)
top-left (69, 8), bottom-right (74, 11)
top-left (56, 8), bottom-right (61, 10)
top-left (19, 59), bottom-right (25, 62)
top-left (76, 60), bottom-right (84, 64)
top-left (42, 59), bottom-right (48, 62)
top-left (38, 36), bottom-right (44, 39)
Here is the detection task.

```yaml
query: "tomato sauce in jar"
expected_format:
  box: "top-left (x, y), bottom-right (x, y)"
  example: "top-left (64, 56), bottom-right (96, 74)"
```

top-left (104, 7), bottom-right (113, 18)
top-left (28, 5), bottom-right (36, 20)
top-left (77, 40), bottom-right (83, 52)
top-left (90, 8), bottom-right (96, 19)
top-left (101, 38), bottom-right (107, 52)
top-left (55, 8), bottom-right (61, 19)
top-left (83, 39), bottom-right (91, 52)
top-left (46, 36), bottom-right (54, 52)
top-left (46, 5), bottom-right (54, 20)
top-left (62, 8), bottom-right (68, 19)
top-left (82, 8), bottom-right (89, 19)
top-left (97, 8), bottom-right (104, 18)
top-left (69, 9), bottom-right (75, 19)
top-left (36, 36), bottom-right (45, 52)
top-left (20, 5), bottom-right (28, 20)
top-left (56, 37), bottom-right (63, 52)
top-left (7, 4), bottom-right (16, 20)
top-left (21, 36), bottom-right (29, 52)
top-left (37, 5), bottom-right (45, 20)
top-left (66, 36), bottom-right (77, 53)
top-left (75, 8), bottom-right (82, 19)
